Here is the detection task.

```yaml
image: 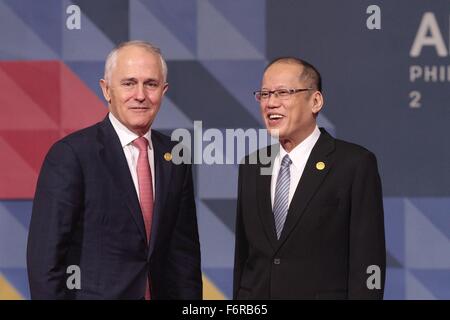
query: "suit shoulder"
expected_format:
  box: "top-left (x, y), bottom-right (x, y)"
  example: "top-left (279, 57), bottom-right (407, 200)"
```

top-left (334, 138), bottom-right (375, 157)
top-left (60, 122), bottom-right (102, 145)
top-left (333, 138), bottom-right (378, 169)
top-left (46, 122), bottom-right (102, 157)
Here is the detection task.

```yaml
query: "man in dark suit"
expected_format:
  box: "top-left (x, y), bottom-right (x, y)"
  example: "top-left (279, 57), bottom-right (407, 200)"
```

top-left (233, 57), bottom-right (385, 299)
top-left (27, 41), bottom-right (202, 299)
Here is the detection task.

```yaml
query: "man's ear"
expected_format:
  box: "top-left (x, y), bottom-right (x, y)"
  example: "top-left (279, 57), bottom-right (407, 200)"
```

top-left (99, 79), bottom-right (111, 103)
top-left (162, 82), bottom-right (169, 96)
top-left (311, 91), bottom-right (324, 115)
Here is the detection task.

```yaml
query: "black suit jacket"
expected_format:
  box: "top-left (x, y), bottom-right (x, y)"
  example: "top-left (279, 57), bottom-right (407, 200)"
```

top-left (27, 116), bottom-right (202, 299)
top-left (233, 128), bottom-right (386, 299)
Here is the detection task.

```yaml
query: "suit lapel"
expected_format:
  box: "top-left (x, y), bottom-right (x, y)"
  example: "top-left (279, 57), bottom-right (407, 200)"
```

top-left (97, 117), bottom-right (148, 244)
top-left (256, 145), bottom-right (279, 248)
top-left (276, 128), bottom-right (336, 247)
top-left (148, 131), bottom-right (173, 259)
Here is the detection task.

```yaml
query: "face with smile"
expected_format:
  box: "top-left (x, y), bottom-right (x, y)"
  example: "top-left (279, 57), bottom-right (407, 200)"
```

top-left (100, 45), bottom-right (168, 136)
top-left (260, 62), bottom-right (323, 152)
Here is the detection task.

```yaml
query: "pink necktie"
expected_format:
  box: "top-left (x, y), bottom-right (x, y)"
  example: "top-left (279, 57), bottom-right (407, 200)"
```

top-left (133, 136), bottom-right (153, 300)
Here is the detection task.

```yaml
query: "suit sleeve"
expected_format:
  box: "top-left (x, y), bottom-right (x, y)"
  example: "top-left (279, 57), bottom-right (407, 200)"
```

top-left (165, 163), bottom-right (202, 299)
top-left (27, 141), bottom-right (83, 299)
top-left (348, 151), bottom-right (386, 299)
top-left (233, 163), bottom-right (248, 299)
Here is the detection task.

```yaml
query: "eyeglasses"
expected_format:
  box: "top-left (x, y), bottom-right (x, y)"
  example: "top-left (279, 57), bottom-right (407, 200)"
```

top-left (253, 88), bottom-right (313, 102)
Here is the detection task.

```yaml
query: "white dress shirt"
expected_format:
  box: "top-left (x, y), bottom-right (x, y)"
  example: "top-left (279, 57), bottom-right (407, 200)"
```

top-left (109, 113), bottom-right (155, 200)
top-left (271, 126), bottom-right (321, 209)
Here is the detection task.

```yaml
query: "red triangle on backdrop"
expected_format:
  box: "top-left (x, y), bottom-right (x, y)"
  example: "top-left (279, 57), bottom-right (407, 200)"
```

top-left (0, 61), bottom-right (61, 125)
top-left (0, 130), bottom-right (60, 174)
top-left (0, 61), bottom-right (108, 199)
top-left (0, 137), bottom-right (37, 199)
top-left (0, 65), bottom-right (58, 130)
top-left (60, 63), bottom-right (107, 131)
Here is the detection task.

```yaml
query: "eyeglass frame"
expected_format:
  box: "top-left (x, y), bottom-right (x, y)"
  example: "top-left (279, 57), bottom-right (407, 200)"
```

top-left (253, 88), bottom-right (313, 102)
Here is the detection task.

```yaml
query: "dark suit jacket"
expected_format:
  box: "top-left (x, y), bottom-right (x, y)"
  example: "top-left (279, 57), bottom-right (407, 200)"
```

top-left (233, 128), bottom-right (386, 299)
top-left (27, 116), bottom-right (202, 299)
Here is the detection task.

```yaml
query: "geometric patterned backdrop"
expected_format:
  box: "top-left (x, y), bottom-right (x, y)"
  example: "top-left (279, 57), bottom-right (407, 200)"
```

top-left (1, 0), bottom-right (449, 299)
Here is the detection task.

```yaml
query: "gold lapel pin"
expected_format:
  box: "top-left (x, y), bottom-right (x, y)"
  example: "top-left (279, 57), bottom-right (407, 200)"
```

top-left (316, 161), bottom-right (325, 170)
top-left (164, 152), bottom-right (172, 161)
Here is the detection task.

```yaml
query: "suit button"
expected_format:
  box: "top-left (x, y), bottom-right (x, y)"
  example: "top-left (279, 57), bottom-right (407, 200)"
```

top-left (273, 258), bottom-right (280, 265)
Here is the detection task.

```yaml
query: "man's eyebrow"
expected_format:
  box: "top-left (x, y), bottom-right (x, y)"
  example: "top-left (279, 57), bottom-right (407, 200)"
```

top-left (119, 77), bottom-right (160, 83)
top-left (260, 86), bottom-right (288, 90)
top-left (120, 77), bottom-right (137, 82)
top-left (144, 78), bottom-right (160, 83)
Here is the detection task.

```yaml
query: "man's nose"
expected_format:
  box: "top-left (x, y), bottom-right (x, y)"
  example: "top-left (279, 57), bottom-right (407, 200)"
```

top-left (134, 84), bottom-right (146, 101)
top-left (266, 93), bottom-right (280, 108)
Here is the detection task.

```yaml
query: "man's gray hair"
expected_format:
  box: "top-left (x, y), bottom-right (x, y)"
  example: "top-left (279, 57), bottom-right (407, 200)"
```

top-left (103, 40), bottom-right (168, 84)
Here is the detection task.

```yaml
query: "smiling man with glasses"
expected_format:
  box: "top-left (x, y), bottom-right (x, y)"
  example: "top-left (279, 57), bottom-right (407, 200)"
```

top-left (233, 57), bottom-right (386, 299)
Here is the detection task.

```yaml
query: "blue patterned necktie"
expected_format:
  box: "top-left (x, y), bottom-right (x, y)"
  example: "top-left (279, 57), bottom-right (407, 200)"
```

top-left (273, 154), bottom-right (292, 240)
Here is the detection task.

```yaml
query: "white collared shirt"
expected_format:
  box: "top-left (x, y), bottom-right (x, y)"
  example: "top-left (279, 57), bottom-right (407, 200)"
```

top-left (271, 126), bottom-right (321, 209)
top-left (109, 113), bottom-right (155, 200)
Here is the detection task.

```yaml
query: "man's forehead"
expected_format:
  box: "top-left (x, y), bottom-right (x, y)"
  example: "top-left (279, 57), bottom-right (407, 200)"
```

top-left (112, 48), bottom-right (162, 77)
top-left (265, 61), bottom-right (303, 75)
top-left (116, 48), bottom-right (158, 63)
top-left (262, 63), bottom-right (303, 85)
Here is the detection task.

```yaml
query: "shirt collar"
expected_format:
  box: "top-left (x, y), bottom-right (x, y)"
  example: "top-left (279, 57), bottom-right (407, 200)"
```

top-left (279, 125), bottom-right (321, 169)
top-left (108, 112), bottom-right (153, 149)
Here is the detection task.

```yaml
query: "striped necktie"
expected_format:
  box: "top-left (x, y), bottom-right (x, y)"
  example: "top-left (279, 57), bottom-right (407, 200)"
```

top-left (273, 154), bottom-right (292, 239)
